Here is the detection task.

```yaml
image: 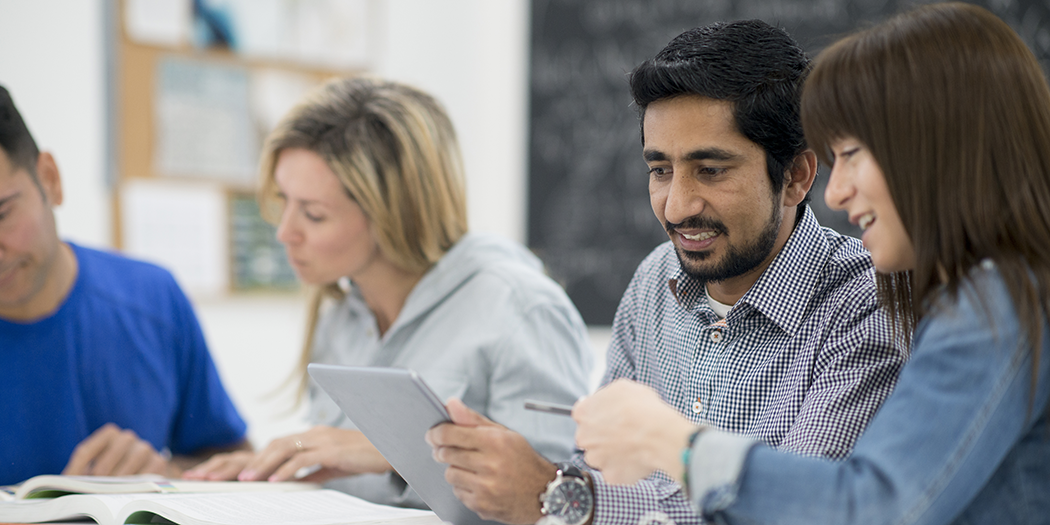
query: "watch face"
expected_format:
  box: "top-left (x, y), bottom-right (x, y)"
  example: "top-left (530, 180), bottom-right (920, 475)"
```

top-left (548, 478), bottom-right (593, 525)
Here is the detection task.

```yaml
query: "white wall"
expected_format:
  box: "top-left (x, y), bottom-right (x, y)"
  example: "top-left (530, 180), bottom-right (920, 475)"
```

top-left (0, 0), bottom-right (532, 256)
top-left (0, 0), bottom-right (111, 248)
top-left (375, 0), bottom-right (530, 243)
top-left (0, 0), bottom-right (607, 449)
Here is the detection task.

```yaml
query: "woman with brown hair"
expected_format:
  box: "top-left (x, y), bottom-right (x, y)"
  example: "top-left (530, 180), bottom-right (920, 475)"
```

top-left (184, 77), bottom-right (592, 508)
top-left (570, 3), bottom-right (1049, 523)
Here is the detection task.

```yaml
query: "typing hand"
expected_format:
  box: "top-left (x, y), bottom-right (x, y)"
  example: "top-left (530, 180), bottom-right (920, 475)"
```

top-left (187, 426), bottom-right (391, 483)
top-left (63, 423), bottom-right (172, 477)
top-left (573, 379), bottom-right (697, 485)
top-left (426, 398), bottom-right (556, 525)
top-left (180, 450), bottom-right (254, 480)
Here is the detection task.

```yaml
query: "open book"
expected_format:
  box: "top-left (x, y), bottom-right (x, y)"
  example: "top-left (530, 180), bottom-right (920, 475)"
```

top-left (0, 488), bottom-right (437, 525)
top-left (0, 474), bottom-right (320, 500)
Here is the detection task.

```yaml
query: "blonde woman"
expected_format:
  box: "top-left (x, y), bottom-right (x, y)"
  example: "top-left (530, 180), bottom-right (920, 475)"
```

top-left (185, 77), bottom-right (592, 508)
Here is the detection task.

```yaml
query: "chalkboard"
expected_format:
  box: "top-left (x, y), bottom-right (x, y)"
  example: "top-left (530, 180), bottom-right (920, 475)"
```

top-left (527, 0), bottom-right (1050, 325)
top-left (229, 192), bottom-right (299, 291)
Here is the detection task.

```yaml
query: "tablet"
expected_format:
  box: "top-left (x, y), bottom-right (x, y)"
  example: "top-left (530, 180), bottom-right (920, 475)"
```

top-left (307, 364), bottom-right (502, 525)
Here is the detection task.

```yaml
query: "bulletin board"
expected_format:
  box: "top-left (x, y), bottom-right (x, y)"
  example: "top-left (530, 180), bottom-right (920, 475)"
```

top-left (113, 0), bottom-right (375, 296)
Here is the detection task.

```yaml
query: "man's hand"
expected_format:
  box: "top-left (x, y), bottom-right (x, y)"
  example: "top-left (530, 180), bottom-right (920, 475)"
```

top-left (572, 379), bottom-right (698, 485)
top-left (63, 423), bottom-right (172, 477)
top-left (426, 398), bottom-right (557, 525)
top-left (182, 426), bottom-right (390, 483)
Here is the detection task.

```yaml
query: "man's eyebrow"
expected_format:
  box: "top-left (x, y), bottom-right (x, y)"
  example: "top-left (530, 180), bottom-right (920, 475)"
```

top-left (643, 149), bottom-right (667, 163)
top-left (685, 147), bottom-right (741, 162)
top-left (643, 147), bottom-right (743, 163)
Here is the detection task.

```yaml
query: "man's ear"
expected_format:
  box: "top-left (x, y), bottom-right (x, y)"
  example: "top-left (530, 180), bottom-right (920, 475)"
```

top-left (35, 152), bottom-right (63, 206)
top-left (783, 149), bottom-right (817, 207)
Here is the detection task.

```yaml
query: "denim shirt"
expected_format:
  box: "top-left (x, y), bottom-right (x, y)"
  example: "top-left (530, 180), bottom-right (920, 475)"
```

top-left (689, 261), bottom-right (1050, 525)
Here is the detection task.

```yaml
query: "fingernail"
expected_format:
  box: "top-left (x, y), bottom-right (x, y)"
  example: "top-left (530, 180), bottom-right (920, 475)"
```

top-left (238, 470), bottom-right (255, 481)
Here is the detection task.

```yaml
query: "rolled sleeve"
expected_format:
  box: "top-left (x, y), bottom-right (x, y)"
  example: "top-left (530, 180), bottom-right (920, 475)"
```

top-left (686, 429), bottom-right (760, 514)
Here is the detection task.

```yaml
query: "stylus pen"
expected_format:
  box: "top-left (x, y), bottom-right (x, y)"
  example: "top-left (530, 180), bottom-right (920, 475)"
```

top-left (524, 399), bottom-right (574, 416)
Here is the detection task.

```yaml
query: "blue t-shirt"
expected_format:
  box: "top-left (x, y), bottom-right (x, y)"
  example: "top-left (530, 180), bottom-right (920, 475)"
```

top-left (0, 243), bottom-right (246, 485)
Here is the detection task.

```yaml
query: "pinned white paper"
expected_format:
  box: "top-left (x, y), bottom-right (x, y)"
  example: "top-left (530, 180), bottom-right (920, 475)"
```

top-left (120, 178), bottom-right (229, 298)
top-left (125, 0), bottom-right (191, 47)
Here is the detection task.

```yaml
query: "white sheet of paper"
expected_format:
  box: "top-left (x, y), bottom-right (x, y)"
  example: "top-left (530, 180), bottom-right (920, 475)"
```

top-left (251, 69), bottom-right (319, 134)
top-left (130, 490), bottom-right (436, 525)
top-left (125, 0), bottom-right (191, 47)
top-left (120, 178), bottom-right (229, 298)
top-left (294, 0), bottom-right (374, 68)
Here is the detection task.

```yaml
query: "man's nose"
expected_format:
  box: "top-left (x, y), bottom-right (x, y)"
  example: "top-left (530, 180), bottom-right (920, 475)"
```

top-left (663, 174), bottom-right (706, 226)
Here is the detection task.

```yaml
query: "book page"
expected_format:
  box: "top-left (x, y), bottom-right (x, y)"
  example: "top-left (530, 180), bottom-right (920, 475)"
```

top-left (10, 474), bottom-right (319, 500)
top-left (121, 490), bottom-right (435, 525)
top-left (14, 475), bottom-right (166, 499)
top-left (0, 493), bottom-right (135, 523)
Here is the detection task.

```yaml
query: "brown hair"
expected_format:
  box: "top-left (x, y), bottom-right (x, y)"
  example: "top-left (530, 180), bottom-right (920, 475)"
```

top-left (802, 2), bottom-right (1050, 396)
top-left (259, 76), bottom-right (468, 396)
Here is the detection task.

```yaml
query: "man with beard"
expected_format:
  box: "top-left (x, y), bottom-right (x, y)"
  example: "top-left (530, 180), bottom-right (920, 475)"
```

top-left (425, 20), bottom-right (906, 525)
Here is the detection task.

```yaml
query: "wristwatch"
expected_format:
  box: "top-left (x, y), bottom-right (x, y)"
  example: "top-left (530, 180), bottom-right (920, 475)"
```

top-left (539, 463), bottom-right (594, 525)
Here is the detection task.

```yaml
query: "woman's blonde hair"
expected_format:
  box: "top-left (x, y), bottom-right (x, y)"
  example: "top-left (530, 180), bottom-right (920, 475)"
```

top-left (259, 76), bottom-right (468, 396)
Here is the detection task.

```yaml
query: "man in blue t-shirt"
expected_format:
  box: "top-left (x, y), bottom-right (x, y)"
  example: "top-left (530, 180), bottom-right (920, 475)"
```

top-left (0, 85), bottom-right (250, 485)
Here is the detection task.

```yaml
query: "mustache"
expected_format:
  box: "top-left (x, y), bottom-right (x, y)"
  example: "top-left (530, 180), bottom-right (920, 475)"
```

top-left (665, 216), bottom-right (728, 236)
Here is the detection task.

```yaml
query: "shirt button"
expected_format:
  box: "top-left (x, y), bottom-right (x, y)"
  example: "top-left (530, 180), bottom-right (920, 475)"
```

top-left (710, 329), bottom-right (722, 343)
top-left (692, 399), bottom-right (703, 414)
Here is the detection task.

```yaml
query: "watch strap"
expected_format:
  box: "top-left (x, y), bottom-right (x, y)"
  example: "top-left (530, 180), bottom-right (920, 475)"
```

top-left (555, 462), bottom-right (586, 480)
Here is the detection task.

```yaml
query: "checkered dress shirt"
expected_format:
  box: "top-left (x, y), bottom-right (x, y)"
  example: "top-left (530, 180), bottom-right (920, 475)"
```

top-left (577, 208), bottom-right (906, 525)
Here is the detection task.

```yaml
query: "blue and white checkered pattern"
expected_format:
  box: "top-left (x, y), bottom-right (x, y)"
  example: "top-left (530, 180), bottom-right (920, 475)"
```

top-left (577, 208), bottom-right (906, 525)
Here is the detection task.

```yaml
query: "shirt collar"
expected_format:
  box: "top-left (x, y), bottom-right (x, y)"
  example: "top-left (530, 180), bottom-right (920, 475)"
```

top-left (667, 206), bottom-right (830, 335)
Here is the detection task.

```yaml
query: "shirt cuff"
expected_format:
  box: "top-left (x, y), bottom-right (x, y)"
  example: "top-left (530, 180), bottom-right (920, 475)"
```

top-left (686, 429), bottom-right (759, 514)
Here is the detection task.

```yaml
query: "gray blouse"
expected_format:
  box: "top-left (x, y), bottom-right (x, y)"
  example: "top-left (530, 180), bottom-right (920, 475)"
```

top-left (307, 232), bottom-right (593, 508)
